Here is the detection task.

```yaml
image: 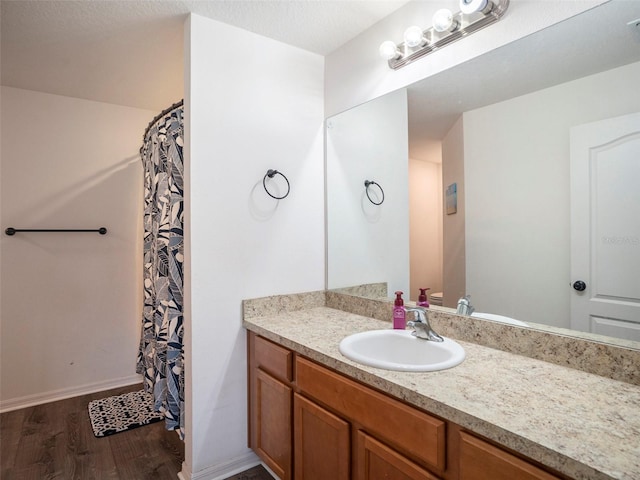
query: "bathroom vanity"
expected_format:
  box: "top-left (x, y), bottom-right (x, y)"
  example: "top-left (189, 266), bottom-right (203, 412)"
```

top-left (243, 291), bottom-right (640, 480)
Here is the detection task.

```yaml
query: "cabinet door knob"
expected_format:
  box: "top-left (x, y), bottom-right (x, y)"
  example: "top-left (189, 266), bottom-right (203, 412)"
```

top-left (573, 280), bottom-right (587, 291)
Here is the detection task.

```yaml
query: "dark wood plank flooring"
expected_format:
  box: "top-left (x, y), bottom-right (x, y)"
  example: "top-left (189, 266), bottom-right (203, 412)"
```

top-left (225, 465), bottom-right (274, 480)
top-left (1, 384), bottom-right (184, 480)
top-left (1, 384), bottom-right (274, 480)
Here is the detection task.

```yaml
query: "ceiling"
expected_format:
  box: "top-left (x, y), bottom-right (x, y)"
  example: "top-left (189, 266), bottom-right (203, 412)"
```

top-left (3, 0), bottom-right (639, 148)
top-left (0, 0), bottom-right (411, 112)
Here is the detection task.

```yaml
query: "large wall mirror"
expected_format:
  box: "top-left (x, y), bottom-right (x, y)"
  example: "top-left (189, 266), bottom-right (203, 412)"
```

top-left (326, 0), bottom-right (640, 348)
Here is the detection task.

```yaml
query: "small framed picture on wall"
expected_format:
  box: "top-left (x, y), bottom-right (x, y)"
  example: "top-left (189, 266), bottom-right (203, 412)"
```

top-left (446, 183), bottom-right (457, 215)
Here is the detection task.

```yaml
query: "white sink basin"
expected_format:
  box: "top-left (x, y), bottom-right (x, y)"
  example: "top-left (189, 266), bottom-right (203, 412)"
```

top-left (339, 329), bottom-right (465, 372)
top-left (471, 312), bottom-right (527, 326)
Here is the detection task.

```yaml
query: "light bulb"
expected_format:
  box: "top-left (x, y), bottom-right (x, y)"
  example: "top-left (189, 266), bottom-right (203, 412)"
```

top-left (379, 40), bottom-right (400, 60)
top-left (403, 26), bottom-right (426, 48)
top-left (460, 0), bottom-right (489, 14)
top-left (432, 9), bottom-right (456, 33)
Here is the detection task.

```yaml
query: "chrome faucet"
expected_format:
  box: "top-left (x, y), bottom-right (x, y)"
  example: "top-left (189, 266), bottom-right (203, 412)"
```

top-left (456, 295), bottom-right (475, 316)
top-left (405, 307), bottom-right (443, 342)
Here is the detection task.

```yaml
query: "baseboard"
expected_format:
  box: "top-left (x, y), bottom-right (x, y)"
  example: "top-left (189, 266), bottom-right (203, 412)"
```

top-left (180, 451), bottom-right (261, 480)
top-left (178, 462), bottom-right (191, 480)
top-left (260, 462), bottom-right (280, 479)
top-left (0, 374), bottom-right (143, 413)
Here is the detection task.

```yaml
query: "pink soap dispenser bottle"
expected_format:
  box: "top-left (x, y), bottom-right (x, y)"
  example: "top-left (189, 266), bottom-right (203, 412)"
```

top-left (393, 291), bottom-right (406, 329)
top-left (417, 288), bottom-right (430, 308)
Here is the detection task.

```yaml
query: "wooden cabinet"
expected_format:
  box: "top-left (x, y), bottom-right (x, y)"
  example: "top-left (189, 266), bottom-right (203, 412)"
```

top-left (356, 431), bottom-right (441, 480)
top-left (458, 431), bottom-right (561, 480)
top-left (294, 393), bottom-right (350, 480)
top-left (253, 370), bottom-right (292, 479)
top-left (248, 334), bottom-right (294, 479)
top-left (247, 332), bottom-right (566, 480)
top-left (295, 356), bottom-right (446, 474)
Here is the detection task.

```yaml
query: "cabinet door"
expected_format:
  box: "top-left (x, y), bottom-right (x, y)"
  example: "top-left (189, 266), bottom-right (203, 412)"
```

top-left (294, 393), bottom-right (350, 480)
top-left (356, 431), bottom-right (442, 480)
top-left (296, 356), bottom-right (446, 471)
top-left (459, 431), bottom-right (561, 480)
top-left (253, 369), bottom-right (292, 480)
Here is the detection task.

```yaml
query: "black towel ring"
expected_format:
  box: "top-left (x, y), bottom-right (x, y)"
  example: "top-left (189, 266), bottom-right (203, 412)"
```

top-left (263, 169), bottom-right (290, 200)
top-left (364, 180), bottom-right (384, 205)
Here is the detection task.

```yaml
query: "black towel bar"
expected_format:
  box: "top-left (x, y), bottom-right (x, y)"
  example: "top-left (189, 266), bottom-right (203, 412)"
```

top-left (5, 227), bottom-right (107, 236)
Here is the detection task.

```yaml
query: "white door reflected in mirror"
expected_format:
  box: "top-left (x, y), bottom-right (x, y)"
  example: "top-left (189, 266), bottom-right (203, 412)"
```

top-left (570, 111), bottom-right (640, 341)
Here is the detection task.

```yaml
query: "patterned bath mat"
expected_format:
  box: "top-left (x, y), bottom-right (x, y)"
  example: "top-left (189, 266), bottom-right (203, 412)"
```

top-left (88, 390), bottom-right (164, 437)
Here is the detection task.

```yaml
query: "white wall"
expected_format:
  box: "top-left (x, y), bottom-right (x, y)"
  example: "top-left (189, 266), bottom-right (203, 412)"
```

top-left (0, 86), bottom-right (155, 411)
top-left (441, 116), bottom-right (466, 308)
top-left (464, 61), bottom-right (640, 327)
top-left (409, 156), bottom-right (442, 302)
top-left (184, 14), bottom-right (325, 479)
top-left (326, 89), bottom-right (409, 297)
top-left (324, 0), bottom-right (605, 117)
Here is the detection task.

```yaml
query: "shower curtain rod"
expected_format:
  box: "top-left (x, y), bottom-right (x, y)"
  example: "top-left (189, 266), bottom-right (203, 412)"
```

top-left (141, 99), bottom-right (184, 144)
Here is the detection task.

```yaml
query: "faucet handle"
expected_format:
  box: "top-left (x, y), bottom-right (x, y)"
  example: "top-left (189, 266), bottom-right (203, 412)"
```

top-left (405, 306), bottom-right (427, 323)
top-left (456, 295), bottom-right (475, 315)
top-left (404, 307), bottom-right (444, 342)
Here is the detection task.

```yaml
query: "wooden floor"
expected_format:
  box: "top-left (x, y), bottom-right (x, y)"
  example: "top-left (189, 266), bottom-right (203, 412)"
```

top-left (1, 384), bottom-right (275, 480)
top-left (225, 465), bottom-right (274, 480)
top-left (1, 384), bottom-right (183, 480)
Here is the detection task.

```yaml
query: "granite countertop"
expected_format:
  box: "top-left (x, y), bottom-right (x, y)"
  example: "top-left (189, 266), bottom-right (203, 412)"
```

top-left (243, 306), bottom-right (640, 480)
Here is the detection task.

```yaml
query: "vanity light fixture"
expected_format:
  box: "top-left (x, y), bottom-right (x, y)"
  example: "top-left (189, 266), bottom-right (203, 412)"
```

top-left (404, 25), bottom-right (428, 48)
top-left (379, 0), bottom-right (509, 70)
top-left (379, 40), bottom-right (402, 60)
top-left (432, 9), bottom-right (457, 33)
top-left (460, 0), bottom-right (490, 15)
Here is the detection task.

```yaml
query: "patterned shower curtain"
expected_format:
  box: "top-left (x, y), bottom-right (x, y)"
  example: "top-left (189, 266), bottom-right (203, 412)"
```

top-left (136, 101), bottom-right (185, 437)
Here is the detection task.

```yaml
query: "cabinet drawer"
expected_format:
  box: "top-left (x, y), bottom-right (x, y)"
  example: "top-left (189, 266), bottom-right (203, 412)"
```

top-left (254, 335), bottom-right (293, 382)
top-left (459, 431), bottom-right (561, 480)
top-left (296, 356), bottom-right (446, 472)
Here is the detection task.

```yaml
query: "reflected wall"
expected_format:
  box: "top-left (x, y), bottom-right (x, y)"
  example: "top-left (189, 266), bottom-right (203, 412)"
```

top-left (464, 61), bottom-right (640, 328)
top-left (326, 89), bottom-right (409, 295)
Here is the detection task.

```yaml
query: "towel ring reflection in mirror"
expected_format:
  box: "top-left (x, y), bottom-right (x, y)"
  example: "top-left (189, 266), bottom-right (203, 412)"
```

top-left (263, 169), bottom-right (290, 200)
top-left (364, 180), bottom-right (385, 205)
